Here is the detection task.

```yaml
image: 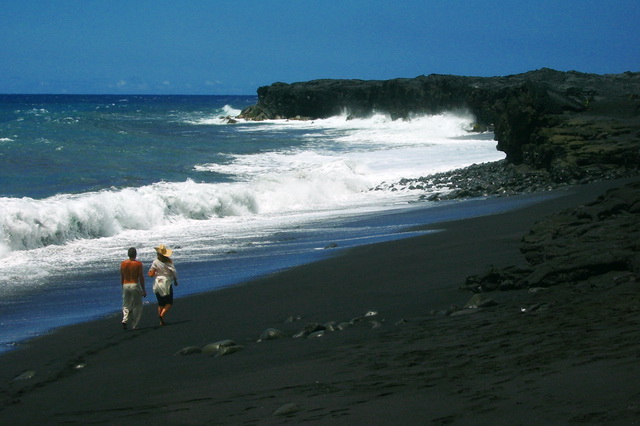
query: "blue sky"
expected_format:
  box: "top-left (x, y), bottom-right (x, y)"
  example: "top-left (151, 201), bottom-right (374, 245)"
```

top-left (2, 0), bottom-right (638, 95)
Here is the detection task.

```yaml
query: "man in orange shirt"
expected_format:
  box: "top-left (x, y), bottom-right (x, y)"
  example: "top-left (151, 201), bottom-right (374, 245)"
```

top-left (120, 247), bottom-right (146, 330)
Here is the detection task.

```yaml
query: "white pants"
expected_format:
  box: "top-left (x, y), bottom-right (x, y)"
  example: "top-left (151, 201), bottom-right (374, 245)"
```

top-left (122, 284), bottom-right (143, 328)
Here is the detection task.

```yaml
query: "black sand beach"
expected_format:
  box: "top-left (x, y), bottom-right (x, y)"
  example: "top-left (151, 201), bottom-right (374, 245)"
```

top-left (2, 177), bottom-right (639, 425)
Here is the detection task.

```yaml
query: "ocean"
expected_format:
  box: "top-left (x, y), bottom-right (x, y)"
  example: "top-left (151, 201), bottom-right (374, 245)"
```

top-left (0, 94), bottom-right (511, 352)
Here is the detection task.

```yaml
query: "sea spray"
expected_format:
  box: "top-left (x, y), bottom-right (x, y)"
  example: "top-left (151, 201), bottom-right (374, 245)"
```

top-left (0, 95), bottom-right (505, 351)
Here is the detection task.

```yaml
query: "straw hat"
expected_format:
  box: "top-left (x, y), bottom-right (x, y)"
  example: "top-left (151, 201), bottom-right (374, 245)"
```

top-left (154, 244), bottom-right (173, 258)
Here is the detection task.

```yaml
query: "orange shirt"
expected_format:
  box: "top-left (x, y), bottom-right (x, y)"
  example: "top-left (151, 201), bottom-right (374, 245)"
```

top-left (120, 259), bottom-right (145, 285)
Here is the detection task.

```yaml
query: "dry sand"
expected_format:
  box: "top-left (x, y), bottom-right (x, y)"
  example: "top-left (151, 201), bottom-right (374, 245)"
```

top-left (1, 179), bottom-right (639, 425)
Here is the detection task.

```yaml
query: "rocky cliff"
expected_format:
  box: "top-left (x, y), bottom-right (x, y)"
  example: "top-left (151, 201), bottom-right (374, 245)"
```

top-left (240, 69), bottom-right (640, 182)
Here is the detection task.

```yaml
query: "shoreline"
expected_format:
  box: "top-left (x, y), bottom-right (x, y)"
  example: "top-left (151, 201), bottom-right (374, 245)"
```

top-left (0, 175), bottom-right (551, 354)
top-left (1, 178), bottom-right (639, 424)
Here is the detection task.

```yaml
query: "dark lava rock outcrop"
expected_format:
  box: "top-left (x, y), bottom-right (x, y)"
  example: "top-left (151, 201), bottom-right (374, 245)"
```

top-left (462, 180), bottom-right (640, 293)
top-left (240, 69), bottom-right (640, 183)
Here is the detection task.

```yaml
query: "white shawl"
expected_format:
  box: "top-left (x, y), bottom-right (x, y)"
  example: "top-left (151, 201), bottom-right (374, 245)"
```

top-left (151, 259), bottom-right (177, 296)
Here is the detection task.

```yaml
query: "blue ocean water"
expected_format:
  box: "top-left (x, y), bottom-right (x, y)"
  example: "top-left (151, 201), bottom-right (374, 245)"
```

top-left (0, 94), bottom-right (511, 352)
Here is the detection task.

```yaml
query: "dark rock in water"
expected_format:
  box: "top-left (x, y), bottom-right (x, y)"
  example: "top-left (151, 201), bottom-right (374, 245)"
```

top-left (240, 69), bottom-right (640, 183)
top-left (220, 115), bottom-right (237, 124)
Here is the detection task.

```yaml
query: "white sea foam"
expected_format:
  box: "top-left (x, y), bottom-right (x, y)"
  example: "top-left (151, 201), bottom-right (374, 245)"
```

top-left (237, 110), bottom-right (476, 139)
top-left (197, 111), bottom-right (499, 183)
top-left (0, 159), bottom-right (374, 255)
top-left (2, 111), bottom-right (500, 253)
top-left (184, 105), bottom-right (243, 125)
top-left (0, 110), bottom-right (504, 297)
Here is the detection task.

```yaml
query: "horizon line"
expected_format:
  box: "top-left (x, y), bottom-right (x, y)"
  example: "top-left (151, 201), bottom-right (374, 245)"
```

top-left (0, 93), bottom-right (257, 97)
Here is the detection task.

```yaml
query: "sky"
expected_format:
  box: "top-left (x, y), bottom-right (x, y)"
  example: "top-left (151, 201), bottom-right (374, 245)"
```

top-left (2, 0), bottom-right (639, 95)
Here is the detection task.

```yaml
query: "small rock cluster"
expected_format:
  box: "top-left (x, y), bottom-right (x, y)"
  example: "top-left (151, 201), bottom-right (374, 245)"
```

top-left (173, 339), bottom-right (244, 358)
top-left (377, 159), bottom-right (639, 202)
top-left (173, 310), bottom-right (399, 358)
top-left (257, 310), bottom-right (385, 342)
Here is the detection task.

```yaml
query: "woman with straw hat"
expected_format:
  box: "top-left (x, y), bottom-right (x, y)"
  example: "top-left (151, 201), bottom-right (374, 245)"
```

top-left (148, 244), bottom-right (179, 326)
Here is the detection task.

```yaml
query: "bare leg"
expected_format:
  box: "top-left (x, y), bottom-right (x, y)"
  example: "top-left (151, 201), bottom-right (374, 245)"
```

top-left (157, 306), bottom-right (164, 325)
top-left (159, 304), bottom-right (172, 325)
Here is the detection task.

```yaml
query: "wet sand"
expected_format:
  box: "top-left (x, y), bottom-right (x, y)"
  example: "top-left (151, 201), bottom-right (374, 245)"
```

top-left (1, 179), bottom-right (639, 425)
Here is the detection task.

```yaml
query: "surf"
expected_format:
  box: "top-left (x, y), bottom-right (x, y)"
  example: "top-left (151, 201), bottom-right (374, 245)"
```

top-left (1, 109), bottom-right (502, 255)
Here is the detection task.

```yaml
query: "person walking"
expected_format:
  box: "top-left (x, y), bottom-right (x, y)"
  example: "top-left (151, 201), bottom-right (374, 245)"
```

top-left (120, 247), bottom-right (146, 330)
top-left (149, 244), bottom-right (178, 326)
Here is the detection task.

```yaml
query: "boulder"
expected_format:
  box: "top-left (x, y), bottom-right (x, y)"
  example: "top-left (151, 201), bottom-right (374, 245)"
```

top-left (202, 340), bottom-right (238, 355)
top-left (463, 181), bottom-right (640, 292)
top-left (258, 328), bottom-right (286, 341)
